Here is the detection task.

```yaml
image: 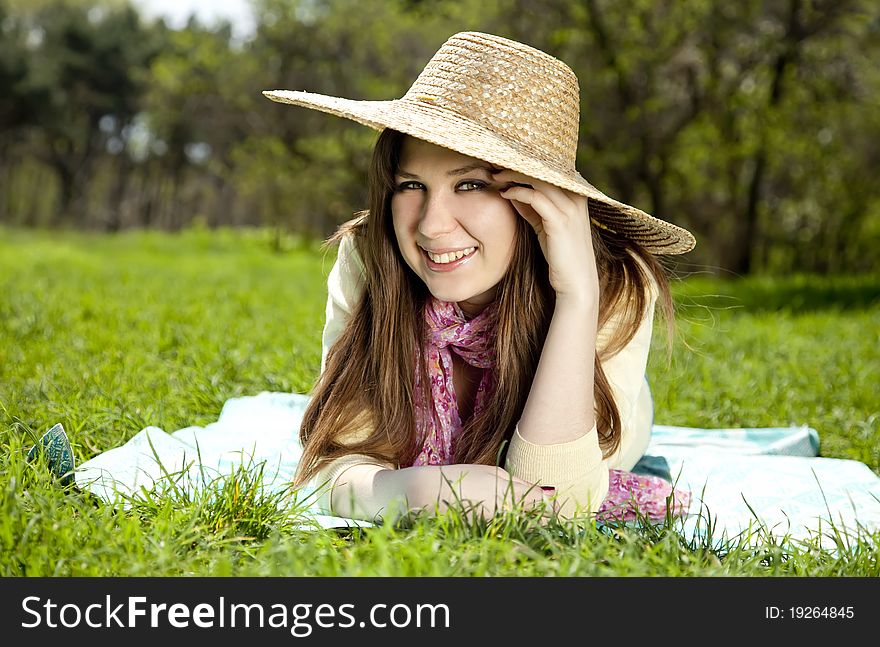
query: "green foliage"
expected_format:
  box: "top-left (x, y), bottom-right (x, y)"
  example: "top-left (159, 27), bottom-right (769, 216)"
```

top-left (1, 226), bottom-right (878, 575)
top-left (1, 0), bottom-right (879, 267)
top-left (0, 0), bottom-right (166, 223)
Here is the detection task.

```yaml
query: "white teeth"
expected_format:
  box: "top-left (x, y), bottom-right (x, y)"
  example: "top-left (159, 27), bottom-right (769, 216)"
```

top-left (426, 246), bottom-right (476, 264)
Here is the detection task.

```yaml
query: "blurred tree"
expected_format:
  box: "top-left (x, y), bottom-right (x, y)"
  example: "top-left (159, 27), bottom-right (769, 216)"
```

top-left (0, 3), bottom-right (30, 132)
top-left (141, 20), bottom-right (257, 229)
top-left (695, 0), bottom-right (875, 274)
top-left (1, 0), bottom-right (164, 225)
top-left (550, 0), bottom-right (878, 275)
top-left (0, 0), bottom-right (876, 273)
top-left (757, 3), bottom-right (880, 273)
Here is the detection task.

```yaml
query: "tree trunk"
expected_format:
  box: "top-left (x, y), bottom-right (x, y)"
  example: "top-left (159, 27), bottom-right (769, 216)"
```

top-left (104, 154), bottom-right (132, 232)
top-left (730, 0), bottom-right (804, 275)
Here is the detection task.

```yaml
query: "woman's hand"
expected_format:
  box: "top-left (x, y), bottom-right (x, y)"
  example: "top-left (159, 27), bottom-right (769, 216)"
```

top-left (493, 170), bottom-right (599, 308)
top-left (391, 463), bottom-right (552, 521)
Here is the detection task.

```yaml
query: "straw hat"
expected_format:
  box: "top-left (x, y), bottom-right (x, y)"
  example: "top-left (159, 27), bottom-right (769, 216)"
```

top-left (263, 31), bottom-right (696, 255)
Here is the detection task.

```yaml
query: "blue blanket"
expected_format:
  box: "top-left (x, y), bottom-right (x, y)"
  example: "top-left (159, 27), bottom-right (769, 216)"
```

top-left (75, 392), bottom-right (880, 546)
top-left (640, 426), bottom-right (879, 548)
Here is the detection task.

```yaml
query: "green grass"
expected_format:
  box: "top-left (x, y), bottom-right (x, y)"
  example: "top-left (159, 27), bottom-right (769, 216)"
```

top-left (1, 224), bottom-right (878, 576)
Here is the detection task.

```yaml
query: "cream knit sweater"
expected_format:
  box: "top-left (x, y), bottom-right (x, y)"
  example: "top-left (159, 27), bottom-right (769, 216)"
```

top-left (312, 233), bottom-right (658, 520)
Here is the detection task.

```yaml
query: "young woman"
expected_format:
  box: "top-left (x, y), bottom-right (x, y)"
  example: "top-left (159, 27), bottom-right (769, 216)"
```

top-left (263, 31), bottom-right (696, 523)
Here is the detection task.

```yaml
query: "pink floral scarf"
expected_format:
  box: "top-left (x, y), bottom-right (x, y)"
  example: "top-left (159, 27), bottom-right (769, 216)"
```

top-left (410, 296), bottom-right (690, 521)
top-left (412, 297), bottom-right (498, 466)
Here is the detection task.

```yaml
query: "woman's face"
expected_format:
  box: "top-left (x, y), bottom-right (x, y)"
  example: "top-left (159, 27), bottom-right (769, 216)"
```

top-left (391, 137), bottom-right (518, 316)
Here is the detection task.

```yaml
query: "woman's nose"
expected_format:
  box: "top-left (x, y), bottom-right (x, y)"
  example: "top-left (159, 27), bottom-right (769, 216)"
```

top-left (418, 191), bottom-right (458, 239)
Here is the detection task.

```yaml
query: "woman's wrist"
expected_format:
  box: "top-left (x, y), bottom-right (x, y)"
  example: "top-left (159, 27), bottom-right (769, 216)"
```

top-left (554, 290), bottom-right (599, 316)
top-left (373, 465), bottom-right (438, 516)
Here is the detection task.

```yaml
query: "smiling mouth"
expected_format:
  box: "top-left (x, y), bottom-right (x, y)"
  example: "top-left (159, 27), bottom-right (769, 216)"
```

top-left (423, 246), bottom-right (477, 264)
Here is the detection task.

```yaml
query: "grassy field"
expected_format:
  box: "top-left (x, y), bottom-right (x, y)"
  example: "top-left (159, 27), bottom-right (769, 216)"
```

top-left (1, 225), bottom-right (878, 576)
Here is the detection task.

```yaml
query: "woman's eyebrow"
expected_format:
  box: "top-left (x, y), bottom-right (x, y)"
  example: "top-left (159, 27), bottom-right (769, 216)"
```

top-left (397, 163), bottom-right (498, 178)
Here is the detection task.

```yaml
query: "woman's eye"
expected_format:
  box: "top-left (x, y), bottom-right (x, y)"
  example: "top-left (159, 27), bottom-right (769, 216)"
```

top-left (395, 181), bottom-right (485, 191)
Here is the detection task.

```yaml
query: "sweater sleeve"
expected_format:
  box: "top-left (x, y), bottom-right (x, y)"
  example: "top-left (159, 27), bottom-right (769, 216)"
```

top-left (504, 423), bottom-right (610, 518)
top-left (314, 235), bottom-right (388, 515)
top-left (320, 233), bottom-right (365, 375)
top-left (601, 267), bottom-right (659, 471)
top-left (310, 412), bottom-right (395, 516)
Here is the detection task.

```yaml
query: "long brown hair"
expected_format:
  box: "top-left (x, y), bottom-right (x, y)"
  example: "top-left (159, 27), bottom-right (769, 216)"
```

top-left (293, 128), bottom-right (676, 487)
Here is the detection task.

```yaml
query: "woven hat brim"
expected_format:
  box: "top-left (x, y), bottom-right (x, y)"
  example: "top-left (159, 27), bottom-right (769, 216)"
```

top-left (264, 89), bottom-right (696, 255)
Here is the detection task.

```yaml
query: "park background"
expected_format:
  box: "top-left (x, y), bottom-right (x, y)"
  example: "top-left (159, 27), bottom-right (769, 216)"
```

top-left (2, 0), bottom-right (879, 274)
top-left (1, 0), bottom-right (879, 575)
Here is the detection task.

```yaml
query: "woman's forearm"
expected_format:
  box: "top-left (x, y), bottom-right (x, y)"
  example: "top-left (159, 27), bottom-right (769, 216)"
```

top-left (325, 464), bottom-right (410, 521)
top-left (517, 296), bottom-right (599, 444)
top-left (325, 463), bottom-right (542, 521)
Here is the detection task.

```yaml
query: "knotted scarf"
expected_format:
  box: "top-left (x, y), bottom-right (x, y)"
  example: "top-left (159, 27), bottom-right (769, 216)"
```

top-left (411, 296), bottom-right (499, 466)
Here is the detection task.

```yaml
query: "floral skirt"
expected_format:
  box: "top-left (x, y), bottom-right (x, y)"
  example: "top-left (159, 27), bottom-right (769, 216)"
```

top-left (596, 469), bottom-right (691, 523)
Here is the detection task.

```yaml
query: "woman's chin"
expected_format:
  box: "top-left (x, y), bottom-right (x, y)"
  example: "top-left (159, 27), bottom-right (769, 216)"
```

top-left (426, 288), bottom-right (468, 304)
top-left (426, 285), bottom-right (497, 311)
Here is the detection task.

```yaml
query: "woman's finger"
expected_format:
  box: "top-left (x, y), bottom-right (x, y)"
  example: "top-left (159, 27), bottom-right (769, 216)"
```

top-left (492, 170), bottom-right (576, 214)
top-left (509, 486), bottom-right (551, 516)
top-left (506, 197), bottom-right (544, 232)
top-left (499, 185), bottom-right (564, 230)
top-left (503, 471), bottom-right (537, 490)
